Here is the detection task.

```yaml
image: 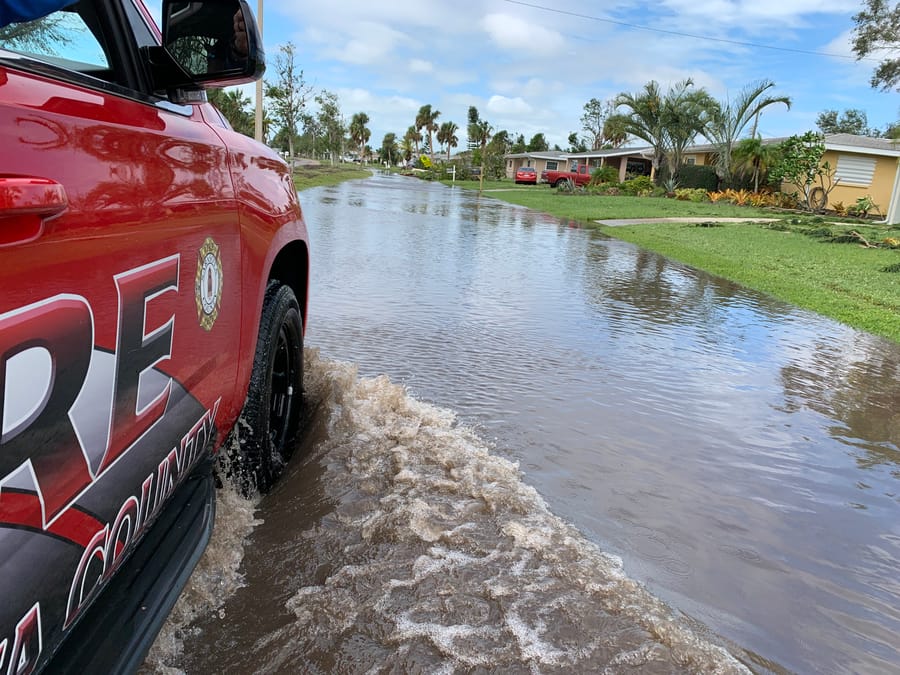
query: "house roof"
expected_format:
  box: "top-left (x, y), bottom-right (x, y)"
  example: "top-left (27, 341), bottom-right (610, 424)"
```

top-left (505, 151), bottom-right (569, 160)
top-left (824, 133), bottom-right (900, 156)
top-left (566, 146), bottom-right (653, 159)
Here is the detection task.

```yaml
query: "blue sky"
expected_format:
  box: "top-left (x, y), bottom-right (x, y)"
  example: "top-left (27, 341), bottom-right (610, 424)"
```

top-left (190, 1), bottom-right (900, 148)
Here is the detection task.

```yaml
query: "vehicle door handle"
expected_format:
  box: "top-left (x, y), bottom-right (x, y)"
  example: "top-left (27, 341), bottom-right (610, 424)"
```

top-left (0, 176), bottom-right (68, 245)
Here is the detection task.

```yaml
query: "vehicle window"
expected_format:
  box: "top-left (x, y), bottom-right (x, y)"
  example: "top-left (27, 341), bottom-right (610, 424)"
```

top-left (0, 3), bottom-right (116, 81)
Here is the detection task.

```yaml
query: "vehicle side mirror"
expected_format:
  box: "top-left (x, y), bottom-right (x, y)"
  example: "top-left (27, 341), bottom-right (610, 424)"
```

top-left (145, 0), bottom-right (264, 98)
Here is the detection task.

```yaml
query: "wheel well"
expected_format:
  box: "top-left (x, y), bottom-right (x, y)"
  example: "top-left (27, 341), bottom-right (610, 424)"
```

top-left (268, 240), bottom-right (309, 323)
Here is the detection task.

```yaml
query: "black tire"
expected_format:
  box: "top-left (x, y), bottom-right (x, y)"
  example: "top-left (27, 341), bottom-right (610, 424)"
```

top-left (234, 282), bottom-right (304, 496)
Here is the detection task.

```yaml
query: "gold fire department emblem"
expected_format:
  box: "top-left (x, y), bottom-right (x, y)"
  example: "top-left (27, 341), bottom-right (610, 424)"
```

top-left (195, 237), bottom-right (223, 331)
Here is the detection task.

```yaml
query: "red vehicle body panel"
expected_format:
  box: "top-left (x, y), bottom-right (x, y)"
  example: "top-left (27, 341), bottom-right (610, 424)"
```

top-left (0, 2), bottom-right (309, 668)
top-left (542, 164), bottom-right (593, 187)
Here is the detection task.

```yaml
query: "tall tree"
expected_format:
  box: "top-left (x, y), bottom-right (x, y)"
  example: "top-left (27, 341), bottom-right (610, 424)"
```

top-left (437, 121), bottom-right (459, 161)
top-left (660, 80), bottom-right (716, 179)
top-left (467, 108), bottom-right (492, 192)
top-left (852, 0), bottom-right (900, 91)
top-left (466, 106), bottom-right (481, 151)
top-left (602, 115), bottom-right (629, 148)
top-left (415, 104), bottom-right (441, 161)
top-left (403, 125), bottom-right (421, 162)
top-left (0, 14), bottom-right (73, 51)
top-left (315, 90), bottom-right (344, 165)
top-left (706, 79), bottom-right (791, 187)
top-left (265, 43), bottom-right (314, 161)
top-left (526, 133), bottom-right (549, 152)
top-left (207, 88), bottom-right (255, 137)
top-left (733, 136), bottom-right (780, 192)
top-left (816, 109), bottom-right (878, 136)
top-left (399, 133), bottom-right (415, 163)
top-left (379, 132), bottom-right (398, 165)
top-left (349, 112), bottom-right (371, 162)
top-left (614, 79), bottom-right (714, 179)
top-left (568, 132), bottom-right (587, 153)
top-left (510, 133), bottom-right (527, 153)
top-left (580, 98), bottom-right (621, 150)
top-left (300, 113), bottom-right (321, 157)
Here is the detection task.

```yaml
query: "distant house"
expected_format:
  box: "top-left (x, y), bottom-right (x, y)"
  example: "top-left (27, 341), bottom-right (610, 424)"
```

top-left (506, 134), bottom-right (900, 222)
top-left (505, 148), bottom-right (652, 181)
top-left (505, 151), bottom-right (570, 179)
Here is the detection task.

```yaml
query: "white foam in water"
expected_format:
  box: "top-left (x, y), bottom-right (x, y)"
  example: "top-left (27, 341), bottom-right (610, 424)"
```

top-left (141, 454), bottom-right (262, 674)
top-left (143, 349), bottom-right (751, 673)
top-left (281, 349), bottom-right (751, 673)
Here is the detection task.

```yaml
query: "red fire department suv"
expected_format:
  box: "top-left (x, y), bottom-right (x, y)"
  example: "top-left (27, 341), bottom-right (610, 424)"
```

top-left (0, 1), bottom-right (309, 671)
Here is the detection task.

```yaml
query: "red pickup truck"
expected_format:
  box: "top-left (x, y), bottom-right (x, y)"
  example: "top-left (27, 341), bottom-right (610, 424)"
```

top-left (0, 0), bottom-right (309, 671)
top-left (541, 164), bottom-right (595, 188)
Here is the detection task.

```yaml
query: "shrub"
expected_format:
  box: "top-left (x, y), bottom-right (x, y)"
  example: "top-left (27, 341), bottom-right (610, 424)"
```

top-left (622, 175), bottom-right (654, 196)
top-left (772, 192), bottom-right (800, 209)
top-left (675, 164), bottom-right (719, 191)
top-left (675, 188), bottom-right (708, 202)
top-left (590, 166), bottom-right (619, 185)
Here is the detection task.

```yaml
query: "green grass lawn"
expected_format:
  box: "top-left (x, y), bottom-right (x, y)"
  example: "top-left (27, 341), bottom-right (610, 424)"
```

top-left (472, 184), bottom-right (900, 343)
top-left (293, 163), bottom-right (371, 190)
top-left (482, 186), bottom-right (777, 220)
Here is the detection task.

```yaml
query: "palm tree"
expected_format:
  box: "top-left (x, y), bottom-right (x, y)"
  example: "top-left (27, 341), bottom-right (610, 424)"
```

top-left (613, 81), bottom-right (667, 177)
top-left (404, 125), bottom-right (421, 157)
top-left (468, 118), bottom-right (492, 192)
top-left (706, 80), bottom-right (791, 188)
top-left (379, 132), bottom-right (398, 166)
top-left (416, 104), bottom-right (441, 161)
top-left (733, 136), bottom-right (780, 192)
top-left (614, 79), bottom-right (713, 180)
top-left (437, 121), bottom-right (459, 161)
top-left (348, 112), bottom-right (370, 163)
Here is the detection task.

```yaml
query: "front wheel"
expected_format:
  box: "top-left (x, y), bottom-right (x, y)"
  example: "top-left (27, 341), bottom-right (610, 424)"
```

top-left (233, 282), bottom-right (304, 496)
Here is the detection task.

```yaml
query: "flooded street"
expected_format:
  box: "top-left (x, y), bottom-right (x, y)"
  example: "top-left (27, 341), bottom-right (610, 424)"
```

top-left (147, 173), bottom-right (900, 673)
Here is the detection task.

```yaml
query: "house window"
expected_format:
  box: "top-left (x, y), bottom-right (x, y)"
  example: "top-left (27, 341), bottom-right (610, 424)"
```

top-left (546, 160), bottom-right (558, 171)
top-left (834, 154), bottom-right (876, 186)
top-left (685, 157), bottom-right (696, 165)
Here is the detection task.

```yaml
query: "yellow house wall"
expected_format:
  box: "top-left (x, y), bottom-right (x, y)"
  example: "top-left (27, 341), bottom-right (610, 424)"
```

top-left (820, 150), bottom-right (897, 215)
top-left (683, 152), bottom-right (710, 166)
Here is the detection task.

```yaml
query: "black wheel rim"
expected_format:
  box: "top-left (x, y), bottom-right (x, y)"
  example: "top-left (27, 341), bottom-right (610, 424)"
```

top-left (269, 322), bottom-right (297, 450)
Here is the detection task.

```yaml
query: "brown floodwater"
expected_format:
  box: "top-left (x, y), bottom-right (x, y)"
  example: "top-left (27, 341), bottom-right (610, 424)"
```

top-left (145, 173), bottom-right (900, 674)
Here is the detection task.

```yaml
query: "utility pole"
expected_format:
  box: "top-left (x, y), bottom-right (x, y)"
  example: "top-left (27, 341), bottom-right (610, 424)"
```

top-left (254, 0), bottom-right (264, 143)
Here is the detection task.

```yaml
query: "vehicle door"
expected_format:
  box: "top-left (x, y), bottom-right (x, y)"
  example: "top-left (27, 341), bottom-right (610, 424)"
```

top-left (0, 1), bottom-right (240, 668)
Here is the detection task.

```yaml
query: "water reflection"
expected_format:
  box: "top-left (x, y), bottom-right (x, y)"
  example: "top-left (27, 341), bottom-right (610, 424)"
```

top-left (780, 337), bottom-right (900, 470)
top-left (298, 174), bottom-right (900, 673)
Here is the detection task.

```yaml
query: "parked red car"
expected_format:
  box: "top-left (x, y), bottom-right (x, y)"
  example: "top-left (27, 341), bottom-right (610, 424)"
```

top-left (0, 0), bottom-right (309, 671)
top-left (515, 166), bottom-right (538, 184)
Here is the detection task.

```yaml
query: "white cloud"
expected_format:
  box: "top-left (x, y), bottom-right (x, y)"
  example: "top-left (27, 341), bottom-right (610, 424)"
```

top-left (487, 95), bottom-right (533, 115)
top-left (480, 13), bottom-right (565, 53)
top-left (409, 59), bottom-right (433, 74)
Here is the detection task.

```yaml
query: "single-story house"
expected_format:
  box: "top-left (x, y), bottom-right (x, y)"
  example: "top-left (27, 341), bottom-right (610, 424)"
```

top-left (506, 133), bottom-right (900, 222)
top-left (505, 148), bottom-right (652, 181)
top-left (818, 134), bottom-right (900, 221)
top-left (504, 151), bottom-right (570, 178)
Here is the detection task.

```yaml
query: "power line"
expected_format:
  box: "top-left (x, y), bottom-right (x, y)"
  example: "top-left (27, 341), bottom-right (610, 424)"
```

top-left (502, 0), bottom-right (877, 62)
